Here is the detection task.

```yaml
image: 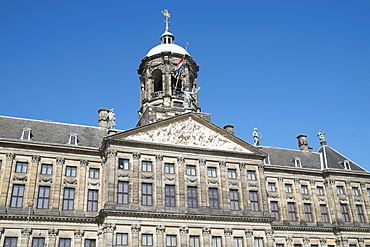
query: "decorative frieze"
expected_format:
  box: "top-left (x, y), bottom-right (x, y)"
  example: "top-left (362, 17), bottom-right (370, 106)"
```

top-left (310, 180), bottom-right (316, 185)
top-left (208, 180), bottom-right (219, 185)
top-left (245, 229), bottom-right (253, 237)
top-left (13, 175), bottom-right (27, 182)
top-left (177, 156), bottom-right (185, 164)
top-left (164, 177), bottom-right (175, 181)
top-left (286, 236), bottom-right (293, 244)
top-left (39, 178), bottom-right (52, 183)
top-left (229, 181), bottom-right (239, 186)
top-left (294, 178), bottom-right (300, 184)
top-left (239, 162), bottom-right (247, 169)
top-left (320, 238), bottom-right (327, 247)
top-left (186, 178), bottom-right (198, 183)
top-left (142, 174), bottom-right (154, 180)
top-left (278, 177), bottom-right (284, 183)
top-left (303, 237), bottom-right (310, 244)
top-left (258, 164), bottom-right (264, 172)
top-left (63, 179), bottom-right (77, 185)
top-left (118, 173), bottom-right (130, 178)
top-left (324, 179), bottom-right (334, 187)
top-left (88, 181), bottom-right (100, 186)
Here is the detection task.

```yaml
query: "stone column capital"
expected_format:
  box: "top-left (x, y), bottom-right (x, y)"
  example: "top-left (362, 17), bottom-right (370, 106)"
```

top-left (21, 228), bottom-right (32, 237)
top-left (74, 230), bottom-right (84, 238)
top-left (6, 153), bottom-right (15, 161)
top-left (132, 153), bottom-right (141, 160)
top-left (48, 229), bottom-right (59, 237)
top-left (224, 228), bottom-right (232, 236)
top-left (103, 223), bottom-right (116, 233)
top-left (180, 226), bottom-right (189, 235)
top-left (131, 224), bottom-right (141, 233)
top-left (56, 157), bottom-right (65, 165)
top-left (245, 229), bottom-right (253, 237)
top-left (202, 227), bottom-right (211, 235)
top-left (155, 154), bottom-right (163, 161)
top-left (219, 161), bottom-right (226, 168)
top-left (31, 155), bottom-right (41, 164)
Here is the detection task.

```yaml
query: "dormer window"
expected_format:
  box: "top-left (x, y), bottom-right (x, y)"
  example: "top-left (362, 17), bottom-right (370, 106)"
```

top-left (264, 156), bottom-right (270, 165)
top-left (343, 160), bottom-right (351, 170)
top-left (21, 128), bottom-right (31, 140)
top-left (294, 157), bottom-right (302, 168)
top-left (68, 133), bottom-right (78, 145)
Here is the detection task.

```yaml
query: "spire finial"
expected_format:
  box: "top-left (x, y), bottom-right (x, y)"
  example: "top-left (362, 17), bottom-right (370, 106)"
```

top-left (161, 9), bottom-right (171, 31)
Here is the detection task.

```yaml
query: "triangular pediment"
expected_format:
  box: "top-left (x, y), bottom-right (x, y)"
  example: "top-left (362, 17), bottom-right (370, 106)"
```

top-left (110, 114), bottom-right (263, 155)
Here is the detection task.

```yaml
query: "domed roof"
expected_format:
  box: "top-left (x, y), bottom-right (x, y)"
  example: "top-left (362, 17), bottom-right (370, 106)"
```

top-left (146, 43), bottom-right (189, 57)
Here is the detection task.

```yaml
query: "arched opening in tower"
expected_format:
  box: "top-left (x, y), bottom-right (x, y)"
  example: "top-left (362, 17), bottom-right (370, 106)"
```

top-left (152, 69), bottom-right (163, 94)
top-left (171, 74), bottom-right (182, 96)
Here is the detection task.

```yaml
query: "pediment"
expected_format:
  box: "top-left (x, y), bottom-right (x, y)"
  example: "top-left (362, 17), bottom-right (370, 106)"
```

top-left (113, 114), bottom-right (259, 154)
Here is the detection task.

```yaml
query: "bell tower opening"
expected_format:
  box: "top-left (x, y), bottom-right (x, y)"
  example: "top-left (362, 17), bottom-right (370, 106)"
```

top-left (152, 69), bottom-right (163, 94)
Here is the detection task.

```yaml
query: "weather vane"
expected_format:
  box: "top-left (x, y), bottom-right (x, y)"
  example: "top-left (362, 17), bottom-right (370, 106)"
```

top-left (161, 9), bottom-right (171, 31)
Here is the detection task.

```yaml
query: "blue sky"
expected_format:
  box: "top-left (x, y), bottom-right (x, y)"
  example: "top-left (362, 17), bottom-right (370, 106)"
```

top-left (1, 1), bottom-right (369, 170)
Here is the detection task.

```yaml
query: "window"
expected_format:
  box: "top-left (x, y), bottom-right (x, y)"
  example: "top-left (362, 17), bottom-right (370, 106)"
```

top-left (254, 237), bottom-right (264, 247)
top-left (68, 133), bottom-right (78, 145)
top-left (189, 236), bottom-right (200, 247)
top-left (209, 188), bottom-right (219, 209)
top-left (263, 156), bottom-right (270, 165)
top-left (367, 188), bottom-right (370, 197)
top-left (356, 205), bottom-right (365, 223)
top-left (320, 204), bottom-right (329, 223)
top-left (352, 187), bottom-right (359, 196)
top-left (212, 236), bottom-right (222, 247)
top-left (62, 188), bottom-right (75, 210)
top-left (41, 164), bottom-right (53, 175)
top-left (89, 168), bottom-right (99, 179)
top-left (304, 203), bottom-right (313, 222)
top-left (15, 161), bottom-right (28, 173)
top-left (65, 166), bottom-right (77, 177)
top-left (247, 170), bottom-right (256, 180)
top-left (186, 165), bottom-right (196, 176)
top-left (294, 158), bottom-right (301, 167)
top-left (268, 182), bottom-right (276, 192)
top-left (59, 238), bottom-right (71, 247)
top-left (208, 167), bottom-right (217, 177)
top-left (276, 244), bottom-right (284, 247)
top-left (10, 184), bottom-right (25, 208)
top-left (228, 169), bottom-right (237, 179)
top-left (249, 191), bottom-right (259, 211)
top-left (142, 234), bottom-right (153, 246)
top-left (230, 189), bottom-right (239, 210)
top-left (142, 183), bottom-right (152, 206)
top-left (118, 181), bottom-right (129, 204)
top-left (32, 238), bottom-right (45, 247)
top-left (317, 186), bottom-right (324, 196)
top-left (301, 185), bottom-right (308, 194)
top-left (142, 161), bottom-right (152, 172)
top-left (270, 201), bottom-right (279, 220)
top-left (37, 186), bottom-right (50, 209)
top-left (340, 204), bottom-right (349, 222)
top-left (288, 202), bottom-right (297, 221)
top-left (234, 237), bottom-right (243, 247)
top-left (21, 128), bottom-right (31, 140)
top-left (85, 239), bottom-right (96, 247)
top-left (187, 186), bottom-right (197, 208)
top-left (87, 190), bottom-right (98, 211)
top-left (343, 160), bottom-right (351, 170)
top-left (4, 237), bottom-right (17, 247)
top-left (166, 235), bottom-right (177, 247)
top-left (337, 186), bottom-right (344, 195)
top-left (165, 185), bottom-right (175, 207)
top-left (118, 159), bottom-right (129, 170)
top-left (116, 233), bottom-right (128, 245)
top-left (285, 184), bottom-right (292, 193)
top-left (165, 163), bottom-right (175, 174)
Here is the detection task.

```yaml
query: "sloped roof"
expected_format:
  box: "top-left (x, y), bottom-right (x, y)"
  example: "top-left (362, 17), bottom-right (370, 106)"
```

top-left (0, 116), bottom-right (108, 148)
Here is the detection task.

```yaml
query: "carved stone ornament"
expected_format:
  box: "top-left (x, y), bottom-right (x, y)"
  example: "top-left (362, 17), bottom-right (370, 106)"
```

top-left (239, 162), bottom-right (247, 169)
top-left (103, 223), bottom-right (116, 233)
top-left (310, 180), bottom-right (316, 185)
top-left (105, 149), bottom-right (117, 158)
top-left (265, 229), bottom-right (274, 238)
top-left (229, 181), bottom-right (239, 186)
top-left (80, 159), bottom-right (88, 167)
top-left (324, 179), bottom-right (334, 187)
top-left (249, 183), bottom-right (258, 188)
top-left (142, 174), bottom-right (154, 180)
top-left (88, 181), bottom-right (100, 186)
top-left (155, 154), bottom-right (163, 161)
top-left (39, 178), bottom-right (52, 183)
top-left (286, 194), bottom-right (295, 200)
top-left (302, 196), bottom-right (311, 201)
top-left (131, 224), bottom-right (141, 233)
top-left (6, 153), bottom-right (15, 161)
top-left (358, 238), bottom-right (364, 244)
top-left (31, 155), bottom-right (41, 163)
top-left (267, 192), bottom-right (279, 199)
top-left (345, 180), bottom-right (351, 186)
top-left (56, 157), bottom-right (65, 165)
top-left (286, 236), bottom-right (293, 244)
top-left (219, 161), bottom-right (226, 168)
top-left (320, 238), bottom-right (327, 246)
top-left (224, 228), bottom-right (233, 235)
top-left (156, 225), bottom-right (165, 234)
top-left (180, 226), bottom-right (189, 235)
top-left (294, 178), bottom-right (300, 184)
top-left (339, 195), bottom-right (347, 201)
top-left (118, 173), bottom-right (130, 178)
top-left (63, 179), bottom-right (77, 185)
top-left (132, 153), bottom-right (141, 160)
top-left (202, 227), bottom-right (211, 235)
top-left (198, 159), bottom-right (206, 165)
top-left (208, 180), bottom-right (219, 185)
top-left (48, 229), bottom-right (59, 237)
top-left (125, 117), bottom-right (252, 152)
top-left (12, 175), bottom-right (27, 181)
top-left (164, 177), bottom-right (175, 181)
top-left (278, 177), bottom-right (284, 183)
top-left (187, 177), bottom-right (198, 183)
top-left (318, 197), bottom-right (327, 201)
top-left (74, 230), bottom-right (84, 238)
top-left (245, 229), bottom-right (253, 237)
top-left (258, 164), bottom-right (264, 172)
top-left (177, 156), bottom-right (185, 164)
top-left (21, 228), bottom-right (32, 237)
top-left (360, 182), bottom-right (366, 188)
top-left (303, 237), bottom-right (310, 244)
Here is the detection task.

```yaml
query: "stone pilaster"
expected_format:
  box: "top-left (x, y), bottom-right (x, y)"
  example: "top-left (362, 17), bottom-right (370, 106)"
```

top-left (245, 229), bottom-right (253, 247)
top-left (239, 163), bottom-right (249, 211)
top-left (102, 223), bottom-right (116, 247)
top-left (224, 228), bottom-right (233, 247)
top-left (132, 153), bottom-right (141, 205)
top-left (277, 177), bottom-right (288, 221)
top-left (198, 159), bottom-right (207, 208)
top-left (294, 178), bottom-right (304, 222)
top-left (21, 228), bottom-right (31, 247)
top-left (324, 179), bottom-right (339, 224)
top-left (359, 182), bottom-right (370, 222)
top-left (177, 157), bottom-right (186, 208)
top-left (0, 153), bottom-right (14, 211)
top-left (303, 237), bottom-right (310, 247)
top-left (219, 161), bottom-right (228, 209)
top-left (286, 236), bottom-right (293, 247)
top-left (265, 230), bottom-right (274, 247)
top-left (74, 230), bottom-right (84, 247)
top-left (48, 229), bottom-right (59, 247)
top-left (320, 238), bottom-right (327, 247)
top-left (202, 227), bottom-right (211, 246)
top-left (258, 164), bottom-right (269, 215)
top-left (131, 224), bottom-right (141, 247)
top-left (358, 238), bottom-right (365, 247)
top-left (180, 226), bottom-right (188, 247)
top-left (103, 150), bottom-right (117, 207)
top-left (345, 181), bottom-right (356, 223)
top-left (155, 155), bottom-right (163, 206)
top-left (156, 225), bottom-right (165, 247)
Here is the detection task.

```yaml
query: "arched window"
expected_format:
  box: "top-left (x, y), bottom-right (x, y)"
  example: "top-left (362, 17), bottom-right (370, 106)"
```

top-left (152, 69), bottom-right (163, 92)
top-left (171, 74), bottom-right (182, 95)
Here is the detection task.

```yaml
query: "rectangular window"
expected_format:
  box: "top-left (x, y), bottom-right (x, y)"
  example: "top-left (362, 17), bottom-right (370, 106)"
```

top-left (166, 235), bottom-right (177, 247)
top-left (268, 182), bottom-right (276, 192)
top-left (62, 188), bottom-right (75, 210)
top-left (230, 189), bottom-right (239, 210)
top-left (165, 185), bottom-right (176, 207)
top-left (41, 164), bottom-right (53, 175)
top-left (285, 184), bottom-right (292, 193)
top-left (84, 239), bottom-right (96, 247)
top-left (87, 189), bottom-right (98, 211)
top-left (32, 238), bottom-right (45, 247)
top-left (249, 191), bottom-right (259, 211)
top-left (212, 236), bottom-right (222, 247)
top-left (276, 244), bottom-right (284, 247)
top-left (164, 163), bottom-right (175, 174)
top-left (304, 203), bottom-right (313, 222)
top-left (208, 167), bottom-right (217, 177)
top-left (142, 161), bottom-right (152, 172)
top-left (142, 234), bottom-right (153, 246)
top-left (352, 187), bottom-right (359, 196)
top-left (301, 185), bottom-right (308, 194)
top-left (337, 186), bottom-right (344, 195)
top-left (65, 166), bottom-right (77, 177)
top-left (37, 186), bottom-right (50, 209)
top-left (317, 186), bottom-right (324, 196)
top-left (228, 169), bottom-right (237, 179)
top-left (89, 168), bottom-right (99, 179)
top-left (340, 204), bottom-right (349, 222)
top-left (367, 188), bottom-right (370, 197)
top-left (118, 158), bottom-right (129, 170)
top-left (356, 205), bottom-right (365, 223)
top-left (254, 237), bottom-right (264, 247)
top-left (59, 238), bottom-right (71, 247)
top-left (234, 237), bottom-right (243, 247)
top-left (288, 202), bottom-right (297, 221)
top-left (142, 183), bottom-right (153, 206)
top-left (116, 233), bottom-right (128, 246)
top-left (118, 181), bottom-right (129, 204)
top-left (186, 165), bottom-right (196, 176)
top-left (187, 186), bottom-right (197, 208)
top-left (15, 161), bottom-right (28, 173)
top-left (10, 184), bottom-right (25, 208)
top-left (189, 236), bottom-right (200, 247)
top-left (4, 237), bottom-right (17, 247)
top-left (270, 201), bottom-right (279, 220)
top-left (209, 188), bottom-right (219, 209)
top-left (247, 170), bottom-right (256, 180)
top-left (320, 204), bottom-right (329, 223)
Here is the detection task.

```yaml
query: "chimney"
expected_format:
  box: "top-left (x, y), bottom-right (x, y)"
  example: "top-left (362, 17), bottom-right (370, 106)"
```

top-left (223, 124), bottom-right (234, 135)
top-left (98, 108), bottom-right (109, 127)
top-left (296, 134), bottom-right (311, 151)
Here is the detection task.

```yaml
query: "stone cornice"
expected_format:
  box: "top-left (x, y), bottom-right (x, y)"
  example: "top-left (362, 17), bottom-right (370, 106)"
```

top-left (272, 225), bottom-right (370, 233)
top-left (0, 214), bottom-right (96, 224)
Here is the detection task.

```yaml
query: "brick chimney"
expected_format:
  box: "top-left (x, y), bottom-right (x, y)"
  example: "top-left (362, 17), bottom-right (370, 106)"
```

top-left (296, 134), bottom-right (312, 151)
top-left (223, 124), bottom-right (234, 135)
top-left (98, 108), bottom-right (109, 127)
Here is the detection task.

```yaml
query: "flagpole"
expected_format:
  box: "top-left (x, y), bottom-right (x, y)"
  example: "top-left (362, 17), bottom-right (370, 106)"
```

top-left (174, 43), bottom-right (188, 95)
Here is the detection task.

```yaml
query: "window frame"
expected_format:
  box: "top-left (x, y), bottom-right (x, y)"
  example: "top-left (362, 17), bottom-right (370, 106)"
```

top-left (186, 165), bottom-right (196, 176)
top-left (234, 237), bottom-right (243, 247)
top-left (227, 169), bottom-right (237, 179)
top-left (268, 182), bottom-right (276, 192)
top-left (270, 201), bottom-right (279, 220)
top-left (340, 204), bottom-right (350, 222)
top-left (15, 161), bottom-right (28, 173)
top-left (40, 164), bottom-right (53, 175)
top-left (212, 236), bottom-right (222, 247)
top-left (337, 186), bottom-right (344, 195)
top-left (288, 202), bottom-right (297, 221)
top-left (164, 163), bottom-right (175, 174)
top-left (207, 167), bottom-right (217, 177)
top-left (142, 234), bottom-right (153, 246)
top-left (209, 188), bottom-right (219, 209)
top-left (166, 235), bottom-right (177, 247)
top-left (356, 205), bottom-right (365, 223)
top-left (230, 189), bottom-right (239, 210)
top-left (116, 233), bottom-right (128, 246)
top-left (142, 183), bottom-right (153, 206)
top-left (89, 168), bottom-right (100, 179)
top-left (59, 238), bottom-right (72, 247)
top-left (249, 191), bottom-right (259, 211)
top-left (32, 237), bottom-right (45, 247)
top-left (165, 185), bottom-right (176, 207)
top-left (320, 204), bottom-right (329, 223)
top-left (304, 203), bottom-right (313, 222)
top-left (317, 186), bottom-right (324, 196)
top-left (36, 186), bottom-right (50, 209)
top-left (118, 158), bottom-right (129, 170)
top-left (118, 181), bottom-right (129, 204)
top-left (285, 184), bottom-right (293, 193)
top-left (4, 237), bottom-right (18, 247)
top-left (65, 166), bottom-right (77, 177)
top-left (62, 188), bottom-right (75, 210)
top-left (142, 161), bottom-right (153, 172)
top-left (87, 189), bottom-right (98, 211)
top-left (10, 184), bottom-right (25, 208)
top-left (352, 187), bottom-right (360, 196)
top-left (247, 170), bottom-right (256, 180)
top-left (187, 186), bottom-right (197, 208)
top-left (189, 236), bottom-right (200, 247)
